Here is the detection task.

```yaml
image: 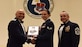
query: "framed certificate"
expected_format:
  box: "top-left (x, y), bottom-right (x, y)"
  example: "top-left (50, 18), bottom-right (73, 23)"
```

top-left (27, 26), bottom-right (39, 39)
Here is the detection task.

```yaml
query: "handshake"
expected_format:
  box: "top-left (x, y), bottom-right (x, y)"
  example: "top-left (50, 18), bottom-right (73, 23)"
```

top-left (26, 35), bottom-right (37, 44)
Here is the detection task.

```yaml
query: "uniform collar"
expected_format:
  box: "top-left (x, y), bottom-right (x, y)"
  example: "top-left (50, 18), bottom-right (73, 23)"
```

top-left (44, 18), bottom-right (50, 23)
top-left (61, 20), bottom-right (70, 26)
top-left (15, 18), bottom-right (24, 23)
top-left (18, 20), bottom-right (24, 23)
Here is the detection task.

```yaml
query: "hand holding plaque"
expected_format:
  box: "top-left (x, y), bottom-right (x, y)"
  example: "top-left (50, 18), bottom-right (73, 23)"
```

top-left (27, 26), bottom-right (39, 39)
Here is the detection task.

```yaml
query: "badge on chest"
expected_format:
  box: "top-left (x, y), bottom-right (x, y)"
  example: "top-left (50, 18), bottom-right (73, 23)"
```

top-left (65, 26), bottom-right (70, 32)
top-left (41, 24), bottom-right (46, 28)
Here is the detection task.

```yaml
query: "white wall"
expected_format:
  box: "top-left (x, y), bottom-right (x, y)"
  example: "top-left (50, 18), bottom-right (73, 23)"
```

top-left (0, 0), bottom-right (82, 47)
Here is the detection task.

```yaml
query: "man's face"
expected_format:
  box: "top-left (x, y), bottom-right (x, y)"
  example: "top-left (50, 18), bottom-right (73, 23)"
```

top-left (41, 11), bottom-right (50, 20)
top-left (60, 13), bottom-right (69, 23)
top-left (16, 11), bottom-right (25, 20)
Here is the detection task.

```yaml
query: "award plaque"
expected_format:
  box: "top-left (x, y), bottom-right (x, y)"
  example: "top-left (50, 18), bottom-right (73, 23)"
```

top-left (27, 26), bottom-right (39, 39)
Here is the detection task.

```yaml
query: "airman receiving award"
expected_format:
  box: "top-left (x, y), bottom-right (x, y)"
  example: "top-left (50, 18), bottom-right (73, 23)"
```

top-left (27, 26), bottom-right (39, 39)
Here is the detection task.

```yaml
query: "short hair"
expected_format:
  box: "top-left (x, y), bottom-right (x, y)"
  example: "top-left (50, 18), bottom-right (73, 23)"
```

top-left (61, 11), bottom-right (69, 16)
top-left (47, 10), bottom-right (50, 15)
top-left (42, 10), bottom-right (50, 15)
top-left (62, 11), bottom-right (66, 12)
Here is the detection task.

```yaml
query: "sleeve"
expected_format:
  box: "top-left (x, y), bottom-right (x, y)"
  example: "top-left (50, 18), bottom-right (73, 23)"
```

top-left (8, 21), bottom-right (27, 41)
top-left (37, 22), bottom-right (54, 40)
top-left (71, 24), bottom-right (80, 47)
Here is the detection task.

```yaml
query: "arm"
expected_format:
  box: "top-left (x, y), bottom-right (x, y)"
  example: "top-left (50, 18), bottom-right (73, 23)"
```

top-left (71, 24), bottom-right (80, 47)
top-left (8, 21), bottom-right (27, 40)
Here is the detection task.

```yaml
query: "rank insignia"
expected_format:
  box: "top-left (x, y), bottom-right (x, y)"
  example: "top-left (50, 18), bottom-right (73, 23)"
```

top-left (75, 27), bottom-right (80, 35)
top-left (65, 26), bottom-right (70, 32)
top-left (47, 26), bottom-right (52, 30)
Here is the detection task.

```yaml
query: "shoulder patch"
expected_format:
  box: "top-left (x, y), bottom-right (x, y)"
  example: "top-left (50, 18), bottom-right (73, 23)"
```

top-left (75, 27), bottom-right (80, 35)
